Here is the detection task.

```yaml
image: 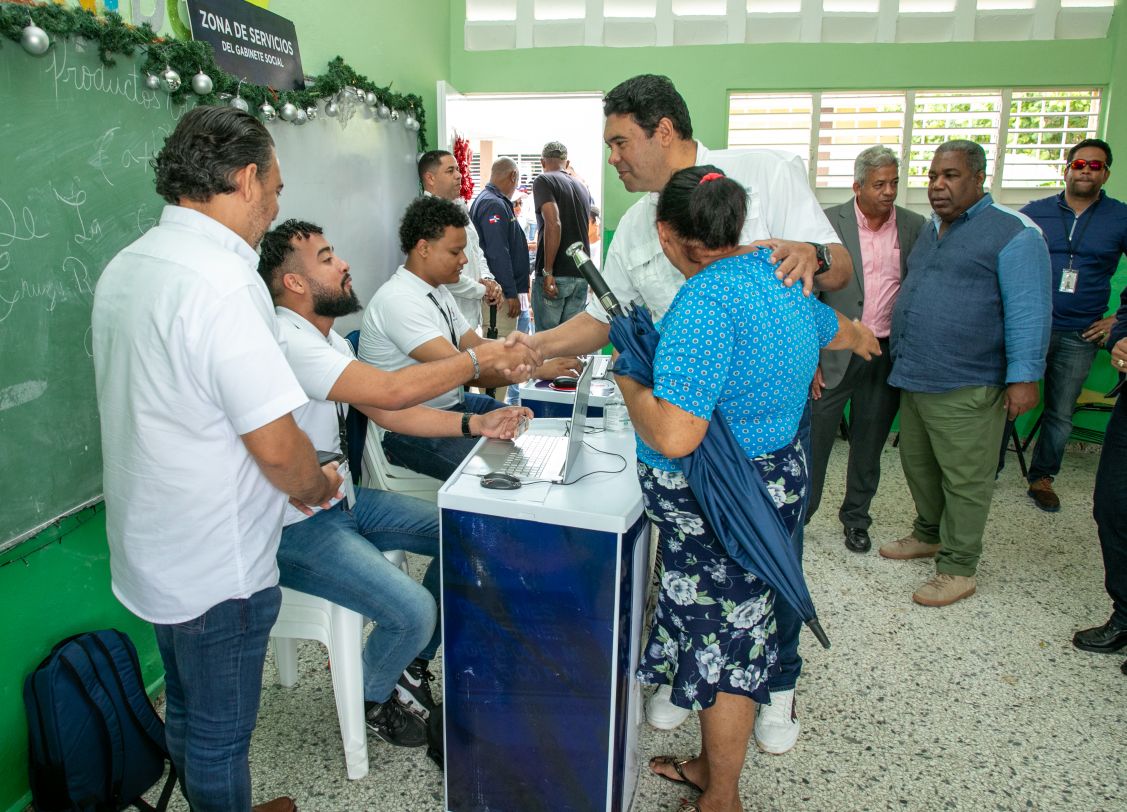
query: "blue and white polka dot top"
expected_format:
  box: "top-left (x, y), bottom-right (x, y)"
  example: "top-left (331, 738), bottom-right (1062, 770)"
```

top-left (637, 249), bottom-right (839, 471)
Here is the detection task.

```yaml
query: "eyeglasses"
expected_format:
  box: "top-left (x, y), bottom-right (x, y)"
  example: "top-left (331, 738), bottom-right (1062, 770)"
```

top-left (1068, 158), bottom-right (1106, 172)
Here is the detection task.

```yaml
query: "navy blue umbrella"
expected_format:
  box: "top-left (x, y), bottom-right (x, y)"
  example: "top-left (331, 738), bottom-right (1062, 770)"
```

top-left (609, 304), bottom-right (830, 649)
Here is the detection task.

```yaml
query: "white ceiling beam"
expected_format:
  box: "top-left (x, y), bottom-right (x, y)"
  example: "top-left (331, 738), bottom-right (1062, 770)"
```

top-left (953, 0), bottom-right (977, 40)
top-left (516, 0), bottom-right (535, 48)
top-left (877, 0), bottom-right (899, 41)
top-left (656, 0), bottom-right (675, 45)
top-left (585, 0), bottom-right (606, 43)
top-left (1032, 0), bottom-right (1061, 38)
top-left (800, 0), bottom-right (823, 41)
top-left (727, 0), bottom-right (747, 42)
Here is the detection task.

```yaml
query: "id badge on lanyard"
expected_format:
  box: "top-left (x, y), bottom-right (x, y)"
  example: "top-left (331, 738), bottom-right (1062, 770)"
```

top-left (1059, 264), bottom-right (1078, 294)
top-left (338, 459), bottom-right (356, 509)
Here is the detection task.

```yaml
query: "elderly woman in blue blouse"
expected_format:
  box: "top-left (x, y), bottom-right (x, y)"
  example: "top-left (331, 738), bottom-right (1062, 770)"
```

top-left (615, 165), bottom-right (876, 812)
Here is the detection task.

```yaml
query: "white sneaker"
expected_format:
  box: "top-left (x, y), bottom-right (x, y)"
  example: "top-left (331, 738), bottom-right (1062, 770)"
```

top-left (646, 685), bottom-right (691, 730)
top-left (754, 689), bottom-right (800, 754)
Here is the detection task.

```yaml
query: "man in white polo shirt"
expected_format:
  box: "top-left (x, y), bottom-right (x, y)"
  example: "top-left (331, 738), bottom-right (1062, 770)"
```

top-left (92, 107), bottom-right (339, 812)
top-left (417, 149), bottom-right (504, 329)
top-left (527, 74), bottom-right (853, 760)
top-left (257, 219), bottom-right (532, 745)
top-left (360, 195), bottom-right (564, 480)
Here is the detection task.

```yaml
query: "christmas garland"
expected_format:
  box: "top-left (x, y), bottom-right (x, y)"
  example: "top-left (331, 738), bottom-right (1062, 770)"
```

top-left (0, 0), bottom-right (428, 148)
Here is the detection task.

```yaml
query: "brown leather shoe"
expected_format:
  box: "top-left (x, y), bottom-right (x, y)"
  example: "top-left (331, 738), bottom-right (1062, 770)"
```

top-left (879, 534), bottom-right (940, 560)
top-left (1027, 477), bottom-right (1061, 512)
top-left (253, 797), bottom-right (297, 812)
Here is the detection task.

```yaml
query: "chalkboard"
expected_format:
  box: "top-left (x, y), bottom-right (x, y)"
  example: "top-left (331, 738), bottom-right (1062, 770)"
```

top-left (0, 39), bottom-right (418, 551)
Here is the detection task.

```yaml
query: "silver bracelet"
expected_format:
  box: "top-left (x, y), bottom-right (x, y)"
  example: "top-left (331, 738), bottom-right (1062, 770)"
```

top-left (465, 346), bottom-right (480, 379)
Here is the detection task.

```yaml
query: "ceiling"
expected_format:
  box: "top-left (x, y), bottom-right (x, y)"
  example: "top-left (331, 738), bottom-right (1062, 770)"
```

top-left (464, 0), bottom-right (1116, 49)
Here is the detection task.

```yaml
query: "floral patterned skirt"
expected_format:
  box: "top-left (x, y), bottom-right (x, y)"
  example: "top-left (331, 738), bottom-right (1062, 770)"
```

top-left (635, 440), bottom-right (807, 711)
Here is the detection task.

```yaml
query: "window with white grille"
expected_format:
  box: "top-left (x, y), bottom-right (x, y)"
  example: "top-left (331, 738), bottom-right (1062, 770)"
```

top-left (466, 151), bottom-right (547, 204)
top-left (728, 87), bottom-right (1102, 198)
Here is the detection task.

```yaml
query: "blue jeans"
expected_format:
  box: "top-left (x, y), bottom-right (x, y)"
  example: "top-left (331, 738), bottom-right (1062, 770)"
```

top-left (383, 392), bottom-right (504, 480)
top-left (1028, 330), bottom-right (1099, 481)
top-left (277, 488), bottom-right (440, 700)
top-left (532, 276), bottom-right (589, 332)
top-left (770, 402), bottom-right (811, 693)
top-left (1094, 394), bottom-right (1127, 626)
top-left (154, 586), bottom-right (281, 812)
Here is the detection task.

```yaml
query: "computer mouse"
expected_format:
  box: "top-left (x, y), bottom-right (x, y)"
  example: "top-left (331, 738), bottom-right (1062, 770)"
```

top-left (552, 376), bottom-right (579, 390)
top-left (481, 472), bottom-right (522, 490)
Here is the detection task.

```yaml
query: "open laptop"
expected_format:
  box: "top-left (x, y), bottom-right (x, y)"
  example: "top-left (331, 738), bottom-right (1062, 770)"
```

top-left (467, 358), bottom-right (596, 484)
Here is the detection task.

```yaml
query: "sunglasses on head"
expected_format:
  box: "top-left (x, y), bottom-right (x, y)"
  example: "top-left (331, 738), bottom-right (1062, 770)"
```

top-left (1069, 158), bottom-right (1106, 172)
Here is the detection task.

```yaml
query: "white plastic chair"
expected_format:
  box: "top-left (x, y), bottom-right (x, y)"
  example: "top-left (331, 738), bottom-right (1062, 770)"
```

top-left (360, 421), bottom-right (442, 502)
top-left (270, 550), bottom-right (409, 781)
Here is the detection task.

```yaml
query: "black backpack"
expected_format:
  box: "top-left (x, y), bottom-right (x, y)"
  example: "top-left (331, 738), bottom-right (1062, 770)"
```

top-left (24, 629), bottom-right (177, 812)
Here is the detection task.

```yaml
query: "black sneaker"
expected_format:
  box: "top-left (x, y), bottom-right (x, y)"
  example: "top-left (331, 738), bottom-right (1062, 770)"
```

top-left (395, 657), bottom-right (437, 718)
top-left (365, 697), bottom-right (427, 747)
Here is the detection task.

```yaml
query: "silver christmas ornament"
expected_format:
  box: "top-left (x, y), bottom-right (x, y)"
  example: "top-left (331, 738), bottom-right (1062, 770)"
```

top-left (376, 104), bottom-right (390, 120)
top-left (144, 73), bottom-right (161, 91)
top-left (304, 106), bottom-right (318, 121)
top-left (160, 66), bottom-right (181, 93)
top-left (364, 91), bottom-right (377, 107)
top-left (405, 115), bottom-right (419, 131)
top-left (294, 109), bottom-right (309, 125)
top-left (390, 109), bottom-right (400, 122)
top-left (259, 102), bottom-right (277, 122)
top-left (229, 95), bottom-right (249, 112)
top-left (20, 23), bottom-right (50, 57)
top-left (190, 71), bottom-right (213, 95)
top-left (279, 102), bottom-right (298, 122)
top-left (325, 99), bottom-right (339, 117)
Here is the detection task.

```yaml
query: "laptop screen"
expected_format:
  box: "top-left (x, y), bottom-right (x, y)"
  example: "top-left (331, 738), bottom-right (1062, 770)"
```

top-left (560, 358), bottom-right (596, 479)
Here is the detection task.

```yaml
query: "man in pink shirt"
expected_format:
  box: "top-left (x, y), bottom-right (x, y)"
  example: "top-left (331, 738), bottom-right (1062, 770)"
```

top-left (807, 146), bottom-right (926, 552)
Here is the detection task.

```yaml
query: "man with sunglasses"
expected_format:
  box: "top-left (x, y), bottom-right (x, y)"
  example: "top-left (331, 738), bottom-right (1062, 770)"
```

top-left (1018, 139), bottom-right (1127, 512)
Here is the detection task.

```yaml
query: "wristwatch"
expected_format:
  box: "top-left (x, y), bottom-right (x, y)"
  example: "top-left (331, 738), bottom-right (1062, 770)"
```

top-left (461, 411), bottom-right (475, 438)
top-left (807, 242), bottom-right (832, 276)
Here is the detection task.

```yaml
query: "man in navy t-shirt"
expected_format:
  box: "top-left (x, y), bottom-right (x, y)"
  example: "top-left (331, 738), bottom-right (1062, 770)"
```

top-left (1019, 139), bottom-right (1127, 512)
top-left (531, 141), bottom-right (593, 331)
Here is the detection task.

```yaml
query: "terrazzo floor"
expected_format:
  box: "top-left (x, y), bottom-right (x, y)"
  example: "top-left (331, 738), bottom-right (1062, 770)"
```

top-left (154, 439), bottom-right (1124, 812)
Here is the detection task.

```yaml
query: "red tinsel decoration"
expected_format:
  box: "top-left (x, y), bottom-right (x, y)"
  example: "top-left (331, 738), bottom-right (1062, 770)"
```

top-left (453, 133), bottom-right (474, 202)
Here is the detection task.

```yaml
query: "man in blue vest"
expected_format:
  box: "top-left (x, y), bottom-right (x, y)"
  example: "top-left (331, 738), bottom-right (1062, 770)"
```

top-left (879, 140), bottom-right (1051, 607)
top-left (1018, 139), bottom-right (1127, 512)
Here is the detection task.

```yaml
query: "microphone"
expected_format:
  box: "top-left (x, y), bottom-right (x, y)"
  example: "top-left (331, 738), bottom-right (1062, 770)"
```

top-left (565, 242), bottom-right (625, 319)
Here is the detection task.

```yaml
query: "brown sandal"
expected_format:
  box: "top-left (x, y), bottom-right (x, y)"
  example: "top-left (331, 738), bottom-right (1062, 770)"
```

top-left (649, 755), bottom-right (704, 795)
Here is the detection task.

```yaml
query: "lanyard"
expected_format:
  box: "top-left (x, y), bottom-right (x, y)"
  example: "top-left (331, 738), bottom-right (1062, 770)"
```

top-left (335, 401), bottom-right (348, 465)
top-left (1058, 195), bottom-right (1102, 269)
top-left (427, 292), bottom-right (458, 347)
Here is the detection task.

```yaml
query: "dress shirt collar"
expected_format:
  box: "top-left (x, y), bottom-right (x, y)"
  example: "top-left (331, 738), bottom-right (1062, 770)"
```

top-left (854, 198), bottom-right (897, 233)
top-left (929, 192), bottom-right (994, 231)
top-left (158, 205), bottom-right (260, 269)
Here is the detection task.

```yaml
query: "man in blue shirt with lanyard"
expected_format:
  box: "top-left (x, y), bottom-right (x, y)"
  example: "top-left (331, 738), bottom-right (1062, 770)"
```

top-left (1018, 139), bottom-right (1127, 512)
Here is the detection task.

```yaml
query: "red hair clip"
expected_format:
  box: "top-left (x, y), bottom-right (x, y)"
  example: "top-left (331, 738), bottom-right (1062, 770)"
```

top-left (698, 172), bottom-right (725, 184)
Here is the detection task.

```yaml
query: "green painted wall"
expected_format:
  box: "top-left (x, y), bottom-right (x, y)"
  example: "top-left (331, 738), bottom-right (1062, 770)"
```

top-left (268, 0), bottom-right (451, 148)
top-left (449, 0), bottom-right (1124, 226)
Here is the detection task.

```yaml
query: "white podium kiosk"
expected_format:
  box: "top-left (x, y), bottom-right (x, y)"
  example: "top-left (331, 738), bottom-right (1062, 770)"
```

top-left (438, 424), bottom-right (648, 812)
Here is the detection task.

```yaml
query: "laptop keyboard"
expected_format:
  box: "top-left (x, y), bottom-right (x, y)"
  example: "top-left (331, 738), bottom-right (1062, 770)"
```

top-left (499, 433), bottom-right (561, 479)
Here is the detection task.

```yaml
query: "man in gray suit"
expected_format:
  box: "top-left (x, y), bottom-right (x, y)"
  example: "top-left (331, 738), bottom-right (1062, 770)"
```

top-left (808, 146), bottom-right (926, 553)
